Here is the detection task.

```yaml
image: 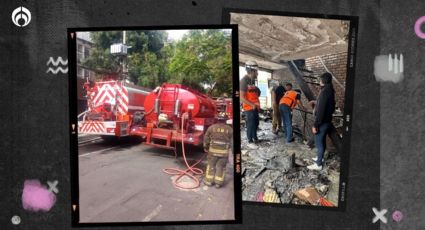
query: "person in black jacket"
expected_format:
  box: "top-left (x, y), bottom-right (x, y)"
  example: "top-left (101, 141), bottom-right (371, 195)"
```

top-left (307, 72), bottom-right (336, 171)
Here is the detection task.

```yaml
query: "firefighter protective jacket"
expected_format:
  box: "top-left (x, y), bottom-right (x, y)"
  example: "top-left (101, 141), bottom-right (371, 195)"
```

top-left (203, 123), bottom-right (233, 157)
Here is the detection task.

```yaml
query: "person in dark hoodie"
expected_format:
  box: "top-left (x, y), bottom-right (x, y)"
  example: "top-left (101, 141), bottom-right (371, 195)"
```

top-left (307, 72), bottom-right (336, 171)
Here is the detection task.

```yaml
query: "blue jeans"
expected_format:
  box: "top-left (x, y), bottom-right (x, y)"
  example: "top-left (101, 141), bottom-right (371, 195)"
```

top-left (315, 122), bottom-right (330, 166)
top-left (245, 109), bottom-right (259, 142)
top-left (279, 104), bottom-right (293, 142)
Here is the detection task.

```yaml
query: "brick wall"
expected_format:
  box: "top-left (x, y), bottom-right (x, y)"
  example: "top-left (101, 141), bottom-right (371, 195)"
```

top-left (304, 52), bottom-right (348, 112)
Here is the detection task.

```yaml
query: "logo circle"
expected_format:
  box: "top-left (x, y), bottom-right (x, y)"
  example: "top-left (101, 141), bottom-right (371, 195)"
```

top-left (11, 6), bottom-right (31, 27)
top-left (11, 215), bottom-right (21, 225)
top-left (414, 16), bottom-right (425, 39)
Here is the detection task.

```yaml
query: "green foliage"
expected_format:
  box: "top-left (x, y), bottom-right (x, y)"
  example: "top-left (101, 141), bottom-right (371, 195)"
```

top-left (84, 31), bottom-right (168, 88)
top-left (82, 32), bottom-right (122, 73)
top-left (83, 29), bottom-right (232, 96)
top-left (168, 29), bottom-right (232, 96)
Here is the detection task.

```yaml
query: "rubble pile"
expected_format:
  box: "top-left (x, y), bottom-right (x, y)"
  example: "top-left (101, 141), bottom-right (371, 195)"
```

top-left (241, 121), bottom-right (340, 206)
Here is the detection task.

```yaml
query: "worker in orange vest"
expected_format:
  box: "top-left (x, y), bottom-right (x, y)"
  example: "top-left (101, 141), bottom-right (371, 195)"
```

top-left (240, 61), bottom-right (261, 149)
top-left (279, 83), bottom-right (306, 143)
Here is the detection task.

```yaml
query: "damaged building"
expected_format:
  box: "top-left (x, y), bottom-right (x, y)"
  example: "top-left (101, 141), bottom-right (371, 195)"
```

top-left (231, 13), bottom-right (350, 206)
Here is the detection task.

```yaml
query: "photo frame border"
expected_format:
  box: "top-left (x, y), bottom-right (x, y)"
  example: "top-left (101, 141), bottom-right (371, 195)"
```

top-left (68, 24), bottom-right (242, 227)
top-left (223, 8), bottom-right (359, 211)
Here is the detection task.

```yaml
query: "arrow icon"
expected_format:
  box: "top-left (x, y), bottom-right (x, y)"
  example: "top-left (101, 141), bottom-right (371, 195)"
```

top-left (72, 204), bottom-right (76, 211)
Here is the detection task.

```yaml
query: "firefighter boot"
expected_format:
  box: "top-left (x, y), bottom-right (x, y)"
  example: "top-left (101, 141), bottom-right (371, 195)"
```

top-left (214, 157), bottom-right (228, 188)
top-left (204, 156), bottom-right (218, 186)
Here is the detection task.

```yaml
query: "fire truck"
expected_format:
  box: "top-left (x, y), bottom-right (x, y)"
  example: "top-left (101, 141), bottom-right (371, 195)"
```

top-left (130, 83), bottom-right (218, 149)
top-left (78, 75), bottom-right (150, 140)
top-left (78, 77), bottom-right (232, 149)
top-left (214, 97), bottom-right (233, 123)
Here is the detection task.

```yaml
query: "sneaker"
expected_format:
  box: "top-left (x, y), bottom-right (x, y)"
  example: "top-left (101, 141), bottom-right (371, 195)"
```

top-left (307, 163), bottom-right (323, 171)
top-left (312, 157), bottom-right (324, 162)
top-left (247, 143), bottom-right (259, 150)
top-left (215, 184), bottom-right (222, 188)
top-left (253, 139), bottom-right (262, 144)
top-left (204, 180), bottom-right (213, 186)
top-left (287, 138), bottom-right (295, 143)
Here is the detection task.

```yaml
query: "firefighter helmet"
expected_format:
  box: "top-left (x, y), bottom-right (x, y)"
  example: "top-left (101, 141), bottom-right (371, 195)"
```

top-left (217, 112), bottom-right (229, 121)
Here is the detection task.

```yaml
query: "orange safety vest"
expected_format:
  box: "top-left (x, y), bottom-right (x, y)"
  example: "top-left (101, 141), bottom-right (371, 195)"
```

top-left (279, 90), bottom-right (298, 109)
top-left (243, 85), bottom-right (260, 111)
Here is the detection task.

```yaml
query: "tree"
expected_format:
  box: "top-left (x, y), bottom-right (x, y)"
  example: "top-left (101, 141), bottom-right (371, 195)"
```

top-left (168, 29), bottom-right (232, 97)
top-left (82, 32), bottom-right (122, 73)
top-left (82, 29), bottom-right (232, 96)
top-left (83, 31), bottom-right (169, 88)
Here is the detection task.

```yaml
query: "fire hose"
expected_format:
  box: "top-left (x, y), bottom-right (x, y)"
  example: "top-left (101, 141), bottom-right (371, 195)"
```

top-left (162, 113), bottom-right (206, 189)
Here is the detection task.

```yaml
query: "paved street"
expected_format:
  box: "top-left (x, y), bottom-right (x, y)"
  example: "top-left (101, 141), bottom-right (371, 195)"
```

top-left (78, 135), bottom-right (235, 223)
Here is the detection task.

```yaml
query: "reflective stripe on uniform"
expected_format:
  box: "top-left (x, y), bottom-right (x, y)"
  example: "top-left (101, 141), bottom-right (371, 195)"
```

top-left (214, 173), bottom-right (225, 182)
top-left (209, 147), bottom-right (228, 154)
top-left (205, 165), bottom-right (214, 180)
top-left (211, 140), bottom-right (228, 145)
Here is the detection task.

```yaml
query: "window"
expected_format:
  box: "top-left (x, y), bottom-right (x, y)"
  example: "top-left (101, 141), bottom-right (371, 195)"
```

top-left (77, 44), bottom-right (83, 53)
top-left (84, 47), bottom-right (90, 58)
top-left (77, 67), bottom-right (84, 79)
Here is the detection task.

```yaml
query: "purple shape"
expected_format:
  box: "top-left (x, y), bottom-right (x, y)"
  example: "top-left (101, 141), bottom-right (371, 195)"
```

top-left (414, 16), bottom-right (425, 39)
top-left (22, 180), bottom-right (56, 212)
top-left (392, 210), bottom-right (403, 222)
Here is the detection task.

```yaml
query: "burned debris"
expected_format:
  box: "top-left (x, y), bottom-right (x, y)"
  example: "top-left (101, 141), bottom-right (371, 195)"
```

top-left (241, 122), bottom-right (340, 206)
top-left (232, 13), bottom-right (350, 208)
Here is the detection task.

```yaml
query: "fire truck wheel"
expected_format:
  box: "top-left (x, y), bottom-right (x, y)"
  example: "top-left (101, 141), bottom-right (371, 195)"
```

top-left (129, 135), bottom-right (144, 143)
top-left (100, 135), bottom-right (118, 142)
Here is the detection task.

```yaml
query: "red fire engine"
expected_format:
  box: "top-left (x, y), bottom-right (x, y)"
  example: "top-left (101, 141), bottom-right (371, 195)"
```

top-left (78, 75), bottom-right (150, 139)
top-left (79, 76), bottom-right (232, 149)
top-left (214, 97), bottom-right (233, 123)
top-left (130, 83), bottom-right (218, 149)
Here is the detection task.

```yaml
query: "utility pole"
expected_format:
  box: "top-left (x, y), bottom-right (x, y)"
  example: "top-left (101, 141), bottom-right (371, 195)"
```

top-left (122, 31), bottom-right (128, 81)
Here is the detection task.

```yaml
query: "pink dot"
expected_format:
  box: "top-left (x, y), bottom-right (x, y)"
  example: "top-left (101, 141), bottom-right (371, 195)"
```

top-left (22, 180), bottom-right (56, 212)
top-left (392, 210), bottom-right (403, 222)
top-left (414, 16), bottom-right (425, 39)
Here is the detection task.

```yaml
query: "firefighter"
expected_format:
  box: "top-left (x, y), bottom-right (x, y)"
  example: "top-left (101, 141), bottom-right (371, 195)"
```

top-left (203, 113), bottom-right (233, 188)
top-left (279, 83), bottom-right (306, 143)
top-left (240, 60), bottom-right (260, 149)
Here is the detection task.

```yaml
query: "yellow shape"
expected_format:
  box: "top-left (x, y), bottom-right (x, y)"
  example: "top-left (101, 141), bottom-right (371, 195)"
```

top-left (263, 189), bottom-right (280, 203)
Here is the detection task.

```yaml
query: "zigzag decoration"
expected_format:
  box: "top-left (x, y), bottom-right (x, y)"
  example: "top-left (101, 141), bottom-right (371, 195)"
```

top-left (46, 67), bottom-right (68, 74)
top-left (47, 57), bottom-right (68, 66)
